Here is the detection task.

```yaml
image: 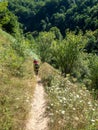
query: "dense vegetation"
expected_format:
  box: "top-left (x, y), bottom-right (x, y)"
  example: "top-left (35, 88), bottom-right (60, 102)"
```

top-left (0, 1), bottom-right (21, 37)
top-left (0, 28), bottom-right (37, 129)
top-left (0, 0), bottom-right (98, 129)
top-left (39, 63), bottom-right (98, 130)
top-left (8, 0), bottom-right (98, 35)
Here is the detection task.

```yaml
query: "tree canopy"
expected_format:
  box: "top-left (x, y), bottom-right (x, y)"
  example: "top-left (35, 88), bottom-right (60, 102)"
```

top-left (8, 0), bottom-right (98, 36)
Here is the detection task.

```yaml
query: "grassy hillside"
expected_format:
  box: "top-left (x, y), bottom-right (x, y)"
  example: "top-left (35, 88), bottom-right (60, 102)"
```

top-left (39, 63), bottom-right (98, 130)
top-left (0, 29), bottom-right (36, 130)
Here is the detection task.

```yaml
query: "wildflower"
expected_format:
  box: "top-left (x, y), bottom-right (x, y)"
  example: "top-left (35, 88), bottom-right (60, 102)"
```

top-left (76, 94), bottom-right (79, 98)
top-left (61, 110), bottom-right (65, 115)
top-left (74, 117), bottom-right (79, 121)
top-left (91, 119), bottom-right (95, 122)
top-left (59, 99), bottom-right (63, 103)
top-left (16, 98), bottom-right (19, 100)
top-left (63, 97), bottom-right (66, 101)
top-left (73, 108), bottom-right (76, 110)
top-left (92, 108), bottom-right (95, 111)
top-left (51, 103), bottom-right (53, 106)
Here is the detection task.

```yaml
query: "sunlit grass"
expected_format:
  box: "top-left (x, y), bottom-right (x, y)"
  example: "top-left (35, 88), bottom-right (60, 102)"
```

top-left (0, 29), bottom-right (36, 130)
top-left (39, 63), bottom-right (98, 130)
top-left (0, 77), bottom-right (36, 130)
top-left (0, 60), bottom-right (36, 130)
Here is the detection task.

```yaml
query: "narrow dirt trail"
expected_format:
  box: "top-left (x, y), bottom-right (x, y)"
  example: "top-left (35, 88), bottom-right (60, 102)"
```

top-left (25, 76), bottom-right (49, 130)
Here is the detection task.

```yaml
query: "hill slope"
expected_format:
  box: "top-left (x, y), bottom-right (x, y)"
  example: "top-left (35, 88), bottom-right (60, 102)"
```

top-left (39, 63), bottom-right (98, 130)
top-left (0, 29), bottom-right (36, 130)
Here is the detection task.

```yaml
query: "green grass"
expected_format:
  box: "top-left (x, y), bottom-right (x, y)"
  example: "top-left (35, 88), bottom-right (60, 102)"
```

top-left (0, 76), bottom-right (36, 130)
top-left (0, 29), bottom-right (36, 130)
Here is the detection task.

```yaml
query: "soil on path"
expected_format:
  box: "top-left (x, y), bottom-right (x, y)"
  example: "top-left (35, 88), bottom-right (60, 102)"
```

top-left (25, 76), bottom-right (49, 130)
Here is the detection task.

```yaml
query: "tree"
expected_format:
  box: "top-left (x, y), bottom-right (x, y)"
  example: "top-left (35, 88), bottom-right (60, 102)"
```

top-left (35, 31), bottom-right (55, 62)
top-left (51, 32), bottom-right (87, 75)
top-left (0, 1), bottom-right (21, 37)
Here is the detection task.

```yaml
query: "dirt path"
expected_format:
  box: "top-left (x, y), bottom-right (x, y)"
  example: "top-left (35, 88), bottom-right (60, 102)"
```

top-left (25, 76), bottom-right (49, 130)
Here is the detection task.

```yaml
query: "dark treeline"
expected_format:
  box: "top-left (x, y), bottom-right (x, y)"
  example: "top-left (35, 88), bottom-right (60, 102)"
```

top-left (8, 0), bottom-right (98, 36)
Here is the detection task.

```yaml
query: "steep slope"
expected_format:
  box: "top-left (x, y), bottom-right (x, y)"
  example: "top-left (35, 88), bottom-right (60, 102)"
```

top-left (39, 63), bottom-right (98, 130)
top-left (0, 29), bottom-right (36, 130)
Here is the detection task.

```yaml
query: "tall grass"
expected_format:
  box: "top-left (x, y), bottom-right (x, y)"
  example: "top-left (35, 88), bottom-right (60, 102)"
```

top-left (0, 29), bottom-right (36, 130)
top-left (0, 59), bottom-right (36, 130)
top-left (39, 63), bottom-right (98, 130)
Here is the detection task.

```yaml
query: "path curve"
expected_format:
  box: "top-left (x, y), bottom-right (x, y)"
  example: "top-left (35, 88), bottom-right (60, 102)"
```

top-left (25, 76), bottom-right (49, 130)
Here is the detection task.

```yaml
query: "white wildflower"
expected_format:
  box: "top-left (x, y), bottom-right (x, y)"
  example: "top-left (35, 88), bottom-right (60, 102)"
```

top-left (76, 94), bottom-right (79, 98)
top-left (61, 110), bottom-right (65, 115)
top-left (63, 97), bottom-right (66, 101)
top-left (74, 117), bottom-right (79, 121)
top-left (92, 108), bottom-right (95, 111)
top-left (73, 108), bottom-right (76, 110)
top-left (91, 119), bottom-right (95, 122)
top-left (16, 98), bottom-right (19, 100)
top-left (51, 103), bottom-right (53, 106)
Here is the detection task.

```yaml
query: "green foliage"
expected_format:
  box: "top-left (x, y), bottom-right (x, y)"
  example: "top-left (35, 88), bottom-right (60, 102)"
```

top-left (49, 27), bottom-right (62, 40)
top-left (8, 0), bottom-right (98, 36)
top-left (35, 31), bottom-right (55, 62)
top-left (0, 1), bottom-right (22, 38)
top-left (85, 30), bottom-right (98, 54)
top-left (51, 32), bottom-right (87, 75)
top-left (89, 54), bottom-right (98, 90)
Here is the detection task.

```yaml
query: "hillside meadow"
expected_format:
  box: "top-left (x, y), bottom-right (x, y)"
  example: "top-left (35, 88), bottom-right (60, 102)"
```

top-left (39, 63), bottom-right (98, 130)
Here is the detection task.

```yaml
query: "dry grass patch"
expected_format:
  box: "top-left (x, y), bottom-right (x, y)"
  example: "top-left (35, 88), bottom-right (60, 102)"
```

top-left (0, 59), bottom-right (36, 130)
top-left (0, 77), bottom-right (36, 130)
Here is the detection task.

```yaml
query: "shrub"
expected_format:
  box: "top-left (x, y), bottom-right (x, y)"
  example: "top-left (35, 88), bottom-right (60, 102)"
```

top-left (89, 54), bottom-right (98, 90)
top-left (51, 32), bottom-right (87, 75)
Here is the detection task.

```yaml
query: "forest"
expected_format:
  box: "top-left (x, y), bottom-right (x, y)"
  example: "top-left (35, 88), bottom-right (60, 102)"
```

top-left (0, 0), bottom-right (98, 129)
top-left (7, 0), bottom-right (98, 36)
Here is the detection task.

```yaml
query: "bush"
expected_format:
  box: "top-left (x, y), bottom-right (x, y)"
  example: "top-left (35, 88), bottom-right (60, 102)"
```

top-left (89, 55), bottom-right (98, 90)
top-left (51, 32), bottom-right (87, 75)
